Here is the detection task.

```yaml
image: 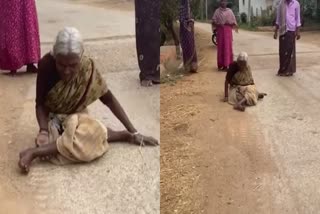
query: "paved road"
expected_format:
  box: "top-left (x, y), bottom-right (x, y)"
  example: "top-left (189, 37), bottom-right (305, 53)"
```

top-left (0, 1), bottom-right (159, 214)
top-left (37, 0), bottom-right (135, 43)
top-left (195, 23), bottom-right (320, 213)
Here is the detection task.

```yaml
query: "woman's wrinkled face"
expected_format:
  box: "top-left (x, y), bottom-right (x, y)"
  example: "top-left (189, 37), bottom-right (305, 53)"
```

top-left (220, 0), bottom-right (227, 8)
top-left (55, 54), bottom-right (81, 81)
top-left (237, 60), bottom-right (247, 70)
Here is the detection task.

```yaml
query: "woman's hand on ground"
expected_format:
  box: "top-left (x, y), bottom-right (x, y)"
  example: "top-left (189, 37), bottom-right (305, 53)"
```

top-left (132, 133), bottom-right (159, 146)
top-left (35, 131), bottom-right (49, 147)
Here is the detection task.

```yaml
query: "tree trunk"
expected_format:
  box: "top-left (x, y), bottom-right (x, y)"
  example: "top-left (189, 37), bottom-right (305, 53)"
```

top-left (248, 0), bottom-right (252, 24)
top-left (200, 0), bottom-right (204, 20)
top-left (165, 19), bottom-right (181, 59)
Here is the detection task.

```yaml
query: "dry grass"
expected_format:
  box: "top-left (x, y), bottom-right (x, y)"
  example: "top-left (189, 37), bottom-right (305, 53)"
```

top-left (160, 27), bottom-right (210, 86)
top-left (160, 100), bottom-right (205, 214)
top-left (160, 28), bottom-right (212, 214)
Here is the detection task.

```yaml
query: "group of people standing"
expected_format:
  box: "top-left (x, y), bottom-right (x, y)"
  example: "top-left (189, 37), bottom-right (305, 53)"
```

top-left (212, 0), bottom-right (301, 76)
top-left (211, 0), bottom-right (301, 111)
top-left (0, 0), bottom-right (160, 86)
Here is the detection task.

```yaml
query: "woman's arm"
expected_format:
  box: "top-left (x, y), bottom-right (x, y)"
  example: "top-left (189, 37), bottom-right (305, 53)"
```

top-left (224, 63), bottom-right (238, 101)
top-left (35, 61), bottom-right (50, 132)
top-left (233, 23), bottom-right (239, 33)
top-left (36, 105), bottom-right (50, 131)
top-left (100, 90), bottom-right (137, 133)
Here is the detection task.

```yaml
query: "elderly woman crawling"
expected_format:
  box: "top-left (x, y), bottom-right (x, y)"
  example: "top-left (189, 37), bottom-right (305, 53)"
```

top-left (18, 27), bottom-right (158, 173)
top-left (223, 52), bottom-right (267, 111)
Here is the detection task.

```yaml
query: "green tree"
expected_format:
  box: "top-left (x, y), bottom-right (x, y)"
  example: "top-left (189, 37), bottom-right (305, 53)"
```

top-left (160, 0), bottom-right (180, 57)
top-left (190, 0), bottom-right (202, 19)
top-left (160, 0), bottom-right (179, 25)
top-left (160, 0), bottom-right (206, 57)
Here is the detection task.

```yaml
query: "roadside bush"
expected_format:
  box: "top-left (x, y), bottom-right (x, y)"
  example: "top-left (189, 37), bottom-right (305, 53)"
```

top-left (240, 12), bottom-right (247, 23)
top-left (250, 16), bottom-right (259, 28)
top-left (259, 12), bottom-right (275, 26)
top-left (316, 9), bottom-right (320, 21)
top-left (302, 1), bottom-right (315, 18)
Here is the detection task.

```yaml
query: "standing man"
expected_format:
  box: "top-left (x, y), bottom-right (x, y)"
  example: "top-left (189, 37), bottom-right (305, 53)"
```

top-left (274, 0), bottom-right (301, 77)
top-left (135, 0), bottom-right (160, 87)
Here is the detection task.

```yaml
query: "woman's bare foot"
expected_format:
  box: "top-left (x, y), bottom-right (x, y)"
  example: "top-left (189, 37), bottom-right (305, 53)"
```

top-left (258, 93), bottom-right (267, 99)
top-left (26, 64), bottom-right (38, 73)
top-left (234, 104), bottom-right (246, 112)
top-left (132, 133), bottom-right (159, 146)
top-left (18, 148), bottom-right (35, 174)
top-left (141, 80), bottom-right (153, 87)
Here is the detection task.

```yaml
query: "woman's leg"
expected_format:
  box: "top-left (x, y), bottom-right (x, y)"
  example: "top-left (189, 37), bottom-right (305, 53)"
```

top-left (234, 98), bottom-right (247, 112)
top-left (225, 26), bottom-right (233, 69)
top-left (107, 128), bottom-right (158, 146)
top-left (217, 27), bottom-right (225, 70)
top-left (18, 128), bottom-right (158, 174)
top-left (135, 0), bottom-right (160, 86)
top-left (19, 143), bottom-right (58, 174)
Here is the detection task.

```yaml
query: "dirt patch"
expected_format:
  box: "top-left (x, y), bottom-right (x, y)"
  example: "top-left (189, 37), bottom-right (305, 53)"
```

top-left (0, 73), bottom-right (40, 214)
top-left (160, 28), bottom-right (215, 214)
top-left (300, 31), bottom-right (320, 48)
top-left (160, 28), bottom-right (279, 213)
top-left (0, 186), bottom-right (36, 214)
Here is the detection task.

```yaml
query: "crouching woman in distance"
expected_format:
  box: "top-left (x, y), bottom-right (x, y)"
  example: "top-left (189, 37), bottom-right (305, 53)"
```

top-left (223, 52), bottom-right (267, 111)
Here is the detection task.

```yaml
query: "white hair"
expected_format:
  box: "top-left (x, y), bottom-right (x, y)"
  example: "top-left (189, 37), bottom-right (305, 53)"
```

top-left (52, 27), bottom-right (83, 57)
top-left (237, 51), bottom-right (248, 62)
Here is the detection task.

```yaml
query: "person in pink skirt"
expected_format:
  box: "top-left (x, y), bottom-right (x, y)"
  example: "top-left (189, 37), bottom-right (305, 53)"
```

top-left (0, 0), bottom-right (41, 75)
top-left (212, 0), bottom-right (238, 71)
